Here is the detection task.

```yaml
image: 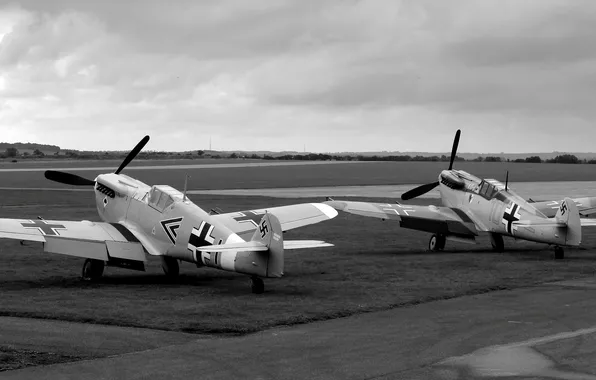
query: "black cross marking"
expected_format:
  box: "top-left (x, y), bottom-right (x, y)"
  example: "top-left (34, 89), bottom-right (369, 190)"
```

top-left (503, 203), bottom-right (520, 234)
top-left (232, 212), bottom-right (263, 227)
top-left (21, 220), bottom-right (66, 236)
top-left (188, 222), bottom-right (213, 249)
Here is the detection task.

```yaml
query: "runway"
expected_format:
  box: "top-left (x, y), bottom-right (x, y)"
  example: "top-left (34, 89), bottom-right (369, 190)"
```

top-left (3, 181), bottom-right (596, 200)
top-left (186, 181), bottom-right (596, 200)
top-left (3, 277), bottom-right (596, 379)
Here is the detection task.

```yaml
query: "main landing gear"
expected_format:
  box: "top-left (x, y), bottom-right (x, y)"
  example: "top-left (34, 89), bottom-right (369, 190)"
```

top-left (428, 234), bottom-right (446, 251)
top-left (490, 233), bottom-right (505, 253)
top-left (81, 259), bottom-right (105, 281)
top-left (161, 256), bottom-right (180, 278)
top-left (251, 276), bottom-right (265, 294)
top-left (554, 246), bottom-right (565, 260)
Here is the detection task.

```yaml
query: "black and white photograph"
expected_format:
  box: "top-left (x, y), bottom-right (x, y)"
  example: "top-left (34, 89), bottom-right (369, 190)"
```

top-left (1, 1), bottom-right (596, 379)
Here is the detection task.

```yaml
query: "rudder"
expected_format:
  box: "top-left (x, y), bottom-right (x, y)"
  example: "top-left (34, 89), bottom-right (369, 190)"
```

top-left (556, 197), bottom-right (581, 246)
top-left (250, 212), bottom-right (284, 277)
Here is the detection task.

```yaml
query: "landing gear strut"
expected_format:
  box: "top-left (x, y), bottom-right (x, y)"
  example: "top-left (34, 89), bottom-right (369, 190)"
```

top-left (490, 233), bottom-right (505, 252)
top-left (251, 276), bottom-right (265, 294)
top-left (81, 259), bottom-right (105, 281)
top-left (161, 256), bottom-right (180, 278)
top-left (429, 234), bottom-right (446, 251)
top-left (554, 246), bottom-right (565, 260)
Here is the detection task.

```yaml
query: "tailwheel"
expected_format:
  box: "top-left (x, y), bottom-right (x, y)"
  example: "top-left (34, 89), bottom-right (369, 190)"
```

top-left (490, 233), bottom-right (505, 252)
top-left (554, 246), bottom-right (565, 260)
top-left (429, 234), bottom-right (446, 251)
top-left (251, 276), bottom-right (265, 294)
top-left (81, 259), bottom-right (105, 281)
top-left (161, 256), bottom-right (180, 278)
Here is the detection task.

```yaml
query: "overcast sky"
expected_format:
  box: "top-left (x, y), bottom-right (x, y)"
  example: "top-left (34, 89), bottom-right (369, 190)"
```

top-left (1, 0), bottom-right (595, 153)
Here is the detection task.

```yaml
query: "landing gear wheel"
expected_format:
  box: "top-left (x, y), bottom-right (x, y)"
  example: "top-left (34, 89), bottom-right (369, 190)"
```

top-left (251, 276), bottom-right (265, 294)
top-left (81, 259), bottom-right (105, 281)
top-left (161, 256), bottom-right (180, 278)
top-left (490, 233), bottom-right (505, 252)
top-left (554, 246), bottom-right (565, 260)
top-left (429, 234), bottom-right (446, 251)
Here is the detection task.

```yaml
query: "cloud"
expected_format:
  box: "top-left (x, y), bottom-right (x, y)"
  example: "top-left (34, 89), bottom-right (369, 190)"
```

top-left (0, 0), bottom-right (595, 153)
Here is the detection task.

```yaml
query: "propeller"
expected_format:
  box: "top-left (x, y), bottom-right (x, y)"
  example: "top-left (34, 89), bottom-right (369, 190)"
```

top-left (401, 129), bottom-right (461, 201)
top-left (115, 135), bottom-right (150, 174)
top-left (400, 181), bottom-right (439, 201)
top-left (448, 129), bottom-right (461, 170)
top-left (44, 170), bottom-right (96, 186)
top-left (44, 135), bottom-right (150, 186)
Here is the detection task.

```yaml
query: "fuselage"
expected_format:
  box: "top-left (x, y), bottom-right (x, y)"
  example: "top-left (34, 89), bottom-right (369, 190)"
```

top-left (437, 169), bottom-right (578, 246)
top-left (91, 173), bottom-right (244, 268)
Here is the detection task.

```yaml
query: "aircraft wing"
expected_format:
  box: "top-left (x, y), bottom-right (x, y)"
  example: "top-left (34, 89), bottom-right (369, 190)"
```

top-left (581, 219), bottom-right (596, 227)
top-left (532, 197), bottom-right (596, 218)
top-left (323, 200), bottom-right (481, 238)
top-left (0, 218), bottom-right (147, 262)
top-left (211, 203), bottom-right (338, 240)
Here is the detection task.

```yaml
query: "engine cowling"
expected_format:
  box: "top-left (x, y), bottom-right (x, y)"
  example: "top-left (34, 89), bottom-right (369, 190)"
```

top-left (440, 171), bottom-right (465, 189)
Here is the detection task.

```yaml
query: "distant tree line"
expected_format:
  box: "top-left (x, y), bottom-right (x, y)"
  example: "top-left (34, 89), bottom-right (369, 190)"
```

top-left (218, 152), bottom-right (596, 164)
top-left (3, 146), bottom-right (596, 164)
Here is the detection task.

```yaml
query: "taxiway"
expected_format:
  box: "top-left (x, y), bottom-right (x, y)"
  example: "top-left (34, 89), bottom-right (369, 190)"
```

top-left (3, 277), bottom-right (596, 379)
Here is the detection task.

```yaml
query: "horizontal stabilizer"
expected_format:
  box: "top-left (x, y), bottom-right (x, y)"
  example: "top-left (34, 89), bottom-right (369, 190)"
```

top-left (513, 220), bottom-right (566, 228)
top-left (196, 240), bottom-right (333, 252)
top-left (580, 218), bottom-right (596, 227)
top-left (283, 240), bottom-right (334, 250)
top-left (197, 241), bottom-right (268, 253)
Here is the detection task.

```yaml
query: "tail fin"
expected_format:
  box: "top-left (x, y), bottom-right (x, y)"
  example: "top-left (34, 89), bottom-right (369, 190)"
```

top-left (249, 212), bottom-right (284, 277)
top-left (556, 197), bottom-right (581, 246)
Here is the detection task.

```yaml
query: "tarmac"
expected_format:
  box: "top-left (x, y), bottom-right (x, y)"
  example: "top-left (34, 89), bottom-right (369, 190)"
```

top-left (2, 181), bottom-right (596, 200)
top-left (2, 277), bottom-right (596, 379)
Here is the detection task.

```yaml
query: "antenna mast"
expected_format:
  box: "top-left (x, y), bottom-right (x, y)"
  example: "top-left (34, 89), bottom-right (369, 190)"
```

top-left (183, 174), bottom-right (190, 202)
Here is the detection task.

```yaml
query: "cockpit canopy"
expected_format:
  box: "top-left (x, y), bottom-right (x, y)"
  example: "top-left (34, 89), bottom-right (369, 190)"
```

top-left (147, 185), bottom-right (184, 212)
top-left (478, 180), bottom-right (499, 200)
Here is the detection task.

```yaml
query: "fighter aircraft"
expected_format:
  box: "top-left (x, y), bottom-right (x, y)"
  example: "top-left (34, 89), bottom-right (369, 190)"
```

top-left (0, 136), bottom-right (338, 293)
top-left (324, 130), bottom-right (596, 259)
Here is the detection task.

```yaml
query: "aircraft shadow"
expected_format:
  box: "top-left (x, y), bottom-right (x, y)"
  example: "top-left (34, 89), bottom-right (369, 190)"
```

top-left (0, 273), bottom-right (315, 296)
top-left (348, 245), bottom-right (596, 261)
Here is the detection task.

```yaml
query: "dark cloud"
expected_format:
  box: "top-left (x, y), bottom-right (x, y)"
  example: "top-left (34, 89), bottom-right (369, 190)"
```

top-left (1, 1), bottom-right (596, 152)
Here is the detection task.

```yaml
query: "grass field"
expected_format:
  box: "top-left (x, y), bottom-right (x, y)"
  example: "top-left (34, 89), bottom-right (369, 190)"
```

top-left (0, 161), bottom-right (596, 190)
top-left (0, 348), bottom-right (83, 372)
top-left (1, 190), bottom-right (596, 337)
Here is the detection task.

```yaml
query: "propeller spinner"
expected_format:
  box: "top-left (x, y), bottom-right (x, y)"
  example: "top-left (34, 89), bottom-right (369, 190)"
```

top-left (44, 135), bottom-right (150, 187)
top-left (401, 129), bottom-right (461, 201)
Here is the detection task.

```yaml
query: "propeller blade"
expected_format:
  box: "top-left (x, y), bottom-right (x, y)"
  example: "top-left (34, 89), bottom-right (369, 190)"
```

top-left (401, 181), bottom-right (439, 201)
top-left (448, 129), bottom-right (461, 170)
top-left (505, 170), bottom-right (509, 191)
top-left (115, 135), bottom-right (150, 174)
top-left (44, 170), bottom-right (95, 186)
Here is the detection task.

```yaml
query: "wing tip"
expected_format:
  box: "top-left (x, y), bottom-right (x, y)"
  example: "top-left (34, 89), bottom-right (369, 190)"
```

top-left (311, 203), bottom-right (338, 219)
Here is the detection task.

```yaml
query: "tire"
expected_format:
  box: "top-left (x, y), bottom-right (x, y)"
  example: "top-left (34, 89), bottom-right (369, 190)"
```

top-left (429, 234), bottom-right (446, 251)
top-left (251, 277), bottom-right (265, 294)
top-left (490, 233), bottom-right (505, 252)
top-left (161, 256), bottom-right (180, 278)
top-left (554, 246), bottom-right (564, 260)
top-left (81, 259), bottom-right (104, 281)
